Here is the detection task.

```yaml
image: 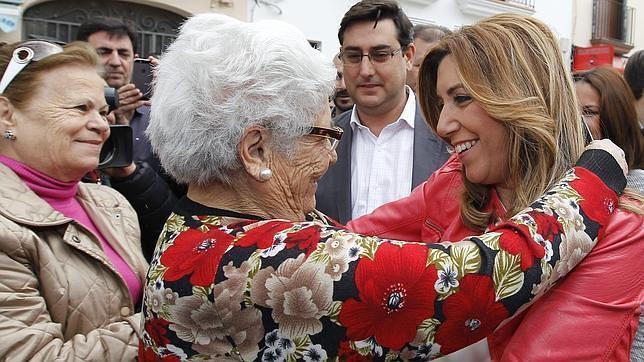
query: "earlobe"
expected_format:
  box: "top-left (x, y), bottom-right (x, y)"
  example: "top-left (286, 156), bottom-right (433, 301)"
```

top-left (405, 44), bottom-right (416, 70)
top-left (0, 96), bottom-right (16, 129)
top-left (238, 125), bottom-right (272, 182)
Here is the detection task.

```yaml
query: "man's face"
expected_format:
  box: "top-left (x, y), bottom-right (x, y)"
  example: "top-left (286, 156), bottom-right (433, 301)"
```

top-left (86, 31), bottom-right (134, 88)
top-left (407, 38), bottom-right (436, 92)
top-left (340, 19), bottom-right (414, 115)
top-left (332, 56), bottom-right (354, 113)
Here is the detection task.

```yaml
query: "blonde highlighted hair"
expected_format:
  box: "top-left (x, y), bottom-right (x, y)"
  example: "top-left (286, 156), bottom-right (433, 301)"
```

top-left (418, 14), bottom-right (586, 231)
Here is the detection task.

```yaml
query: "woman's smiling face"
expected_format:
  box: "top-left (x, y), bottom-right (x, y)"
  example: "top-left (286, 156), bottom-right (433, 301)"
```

top-left (435, 55), bottom-right (510, 188)
top-left (5, 65), bottom-right (110, 181)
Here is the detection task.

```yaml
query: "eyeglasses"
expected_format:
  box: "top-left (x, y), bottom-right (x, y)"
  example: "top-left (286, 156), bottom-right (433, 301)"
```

top-left (307, 126), bottom-right (343, 150)
top-left (0, 40), bottom-right (64, 94)
top-left (339, 47), bottom-right (403, 67)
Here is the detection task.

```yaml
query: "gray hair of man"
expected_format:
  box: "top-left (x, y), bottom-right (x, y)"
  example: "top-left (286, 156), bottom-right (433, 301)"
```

top-left (147, 13), bottom-right (335, 187)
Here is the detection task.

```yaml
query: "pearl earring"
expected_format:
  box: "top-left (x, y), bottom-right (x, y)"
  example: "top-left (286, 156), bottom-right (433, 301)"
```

top-left (3, 129), bottom-right (16, 141)
top-left (259, 168), bottom-right (272, 181)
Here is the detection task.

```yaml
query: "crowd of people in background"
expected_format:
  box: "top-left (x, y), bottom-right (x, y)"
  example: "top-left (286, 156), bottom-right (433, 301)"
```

top-left (0, 0), bottom-right (641, 361)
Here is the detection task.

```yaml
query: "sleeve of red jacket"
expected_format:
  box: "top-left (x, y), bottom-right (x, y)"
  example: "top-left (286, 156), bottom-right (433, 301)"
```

top-left (347, 156), bottom-right (463, 242)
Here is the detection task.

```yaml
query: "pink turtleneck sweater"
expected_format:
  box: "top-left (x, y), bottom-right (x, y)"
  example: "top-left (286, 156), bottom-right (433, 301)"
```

top-left (0, 155), bottom-right (142, 303)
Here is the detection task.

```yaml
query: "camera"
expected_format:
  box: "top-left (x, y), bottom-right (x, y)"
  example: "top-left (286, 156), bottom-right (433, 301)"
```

top-left (98, 87), bottom-right (133, 169)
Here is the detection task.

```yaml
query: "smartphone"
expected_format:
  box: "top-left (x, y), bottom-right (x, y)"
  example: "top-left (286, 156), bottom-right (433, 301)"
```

top-left (132, 58), bottom-right (153, 100)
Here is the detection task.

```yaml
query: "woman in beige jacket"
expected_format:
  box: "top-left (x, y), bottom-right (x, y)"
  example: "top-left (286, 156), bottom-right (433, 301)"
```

top-left (0, 41), bottom-right (148, 360)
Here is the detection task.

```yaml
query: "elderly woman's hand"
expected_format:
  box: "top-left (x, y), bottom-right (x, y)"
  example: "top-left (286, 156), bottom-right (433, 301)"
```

top-left (585, 139), bottom-right (628, 177)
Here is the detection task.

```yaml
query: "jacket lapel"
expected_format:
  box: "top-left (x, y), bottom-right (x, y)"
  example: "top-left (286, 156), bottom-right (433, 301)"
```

top-left (411, 105), bottom-right (449, 188)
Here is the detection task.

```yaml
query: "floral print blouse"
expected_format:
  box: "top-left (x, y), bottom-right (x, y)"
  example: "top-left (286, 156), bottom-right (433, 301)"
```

top-left (139, 166), bottom-right (621, 361)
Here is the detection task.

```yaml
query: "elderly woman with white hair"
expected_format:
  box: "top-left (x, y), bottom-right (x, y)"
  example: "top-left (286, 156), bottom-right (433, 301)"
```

top-left (139, 13), bottom-right (627, 361)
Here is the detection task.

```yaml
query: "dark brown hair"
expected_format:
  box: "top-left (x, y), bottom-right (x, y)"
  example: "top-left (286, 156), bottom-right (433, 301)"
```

top-left (624, 50), bottom-right (643, 100)
top-left (338, 0), bottom-right (414, 48)
top-left (574, 66), bottom-right (643, 169)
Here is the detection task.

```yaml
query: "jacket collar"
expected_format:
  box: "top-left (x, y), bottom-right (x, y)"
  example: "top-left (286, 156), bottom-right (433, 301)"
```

top-left (0, 163), bottom-right (70, 226)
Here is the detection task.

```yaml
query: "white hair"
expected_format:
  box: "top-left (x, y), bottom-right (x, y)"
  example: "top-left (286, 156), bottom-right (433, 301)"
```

top-left (147, 13), bottom-right (335, 186)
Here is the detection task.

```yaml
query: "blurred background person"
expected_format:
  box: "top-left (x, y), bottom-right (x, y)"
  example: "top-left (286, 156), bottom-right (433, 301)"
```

top-left (349, 13), bottom-right (642, 361)
top-left (574, 67), bottom-right (643, 191)
top-left (406, 23), bottom-right (451, 93)
top-left (624, 49), bottom-right (644, 130)
top-left (0, 40), bottom-right (147, 360)
top-left (331, 52), bottom-right (354, 117)
top-left (77, 19), bottom-right (183, 261)
top-left (139, 13), bottom-right (627, 361)
top-left (573, 66), bottom-right (644, 361)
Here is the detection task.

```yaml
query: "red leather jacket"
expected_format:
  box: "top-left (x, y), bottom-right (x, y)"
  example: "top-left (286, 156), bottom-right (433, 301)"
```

top-left (349, 155), bottom-right (643, 361)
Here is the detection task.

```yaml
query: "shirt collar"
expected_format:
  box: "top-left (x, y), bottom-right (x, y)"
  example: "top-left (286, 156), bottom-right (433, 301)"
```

top-left (350, 85), bottom-right (416, 130)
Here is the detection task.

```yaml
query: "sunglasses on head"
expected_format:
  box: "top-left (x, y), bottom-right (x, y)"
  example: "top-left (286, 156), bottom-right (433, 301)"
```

top-left (0, 40), bottom-right (64, 94)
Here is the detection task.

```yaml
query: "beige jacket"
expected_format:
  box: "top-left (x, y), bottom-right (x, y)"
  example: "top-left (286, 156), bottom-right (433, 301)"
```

top-left (0, 164), bottom-right (149, 361)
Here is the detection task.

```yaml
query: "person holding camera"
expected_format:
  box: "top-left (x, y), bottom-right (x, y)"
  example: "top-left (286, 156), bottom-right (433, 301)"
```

top-left (0, 40), bottom-right (147, 360)
top-left (77, 19), bottom-right (184, 261)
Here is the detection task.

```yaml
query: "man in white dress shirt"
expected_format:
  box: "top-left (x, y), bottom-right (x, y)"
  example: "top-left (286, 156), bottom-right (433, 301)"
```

top-left (316, 0), bottom-right (450, 224)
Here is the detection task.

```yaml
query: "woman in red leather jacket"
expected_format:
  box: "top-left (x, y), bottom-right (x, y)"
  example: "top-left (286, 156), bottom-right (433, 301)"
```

top-left (349, 14), bottom-right (643, 361)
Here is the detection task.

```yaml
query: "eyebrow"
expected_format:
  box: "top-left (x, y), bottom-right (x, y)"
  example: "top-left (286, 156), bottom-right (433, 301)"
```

top-left (445, 83), bottom-right (464, 96)
top-left (97, 47), bottom-right (132, 53)
top-left (342, 44), bottom-right (397, 51)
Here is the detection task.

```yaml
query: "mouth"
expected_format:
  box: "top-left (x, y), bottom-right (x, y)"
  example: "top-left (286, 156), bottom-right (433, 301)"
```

top-left (77, 140), bottom-right (104, 146)
top-left (450, 139), bottom-right (478, 155)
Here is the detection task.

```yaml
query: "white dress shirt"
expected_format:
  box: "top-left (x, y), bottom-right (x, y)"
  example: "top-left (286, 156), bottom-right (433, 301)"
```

top-left (350, 87), bottom-right (416, 219)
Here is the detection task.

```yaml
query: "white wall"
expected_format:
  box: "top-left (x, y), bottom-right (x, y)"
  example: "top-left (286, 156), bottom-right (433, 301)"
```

top-left (249, 0), bottom-right (574, 61)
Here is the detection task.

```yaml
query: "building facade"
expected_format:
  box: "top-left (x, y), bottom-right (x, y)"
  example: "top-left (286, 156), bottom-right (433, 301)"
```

top-left (0, 0), bottom-right (640, 70)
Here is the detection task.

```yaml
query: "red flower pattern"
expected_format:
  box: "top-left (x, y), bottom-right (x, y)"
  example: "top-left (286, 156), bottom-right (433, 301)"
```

top-left (492, 222), bottom-right (544, 271)
top-left (235, 221), bottom-right (292, 249)
top-left (145, 317), bottom-right (172, 347)
top-left (138, 343), bottom-right (180, 362)
top-left (337, 340), bottom-right (372, 362)
top-left (435, 274), bottom-right (509, 354)
top-left (532, 213), bottom-right (562, 242)
top-left (160, 226), bottom-right (234, 286)
top-left (339, 243), bottom-right (438, 350)
top-left (570, 167), bottom-right (614, 226)
top-left (283, 225), bottom-right (321, 255)
top-left (236, 222), bottom-right (321, 255)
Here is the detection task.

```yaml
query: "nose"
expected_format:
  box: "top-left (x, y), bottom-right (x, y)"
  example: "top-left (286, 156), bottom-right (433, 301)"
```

top-left (107, 50), bottom-right (121, 67)
top-left (358, 56), bottom-right (376, 78)
top-left (436, 105), bottom-right (459, 140)
top-left (89, 111), bottom-right (110, 138)
top-left (339, 76), bottom-right (347, 90)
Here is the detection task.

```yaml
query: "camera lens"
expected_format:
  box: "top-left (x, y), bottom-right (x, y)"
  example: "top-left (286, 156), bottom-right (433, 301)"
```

top-left (98, 136), bottom-right (115, 168)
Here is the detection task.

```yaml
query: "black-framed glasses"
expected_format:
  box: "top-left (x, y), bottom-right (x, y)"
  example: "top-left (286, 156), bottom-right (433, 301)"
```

top-left (339, 47), bottom-right (403, 67)
top-left (307, 126), bottom-right (343, 150)
top-left (0, 40), bottom-right (63, 94)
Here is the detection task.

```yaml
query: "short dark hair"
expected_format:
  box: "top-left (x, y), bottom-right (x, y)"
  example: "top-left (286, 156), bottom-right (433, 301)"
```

top-left (413, 24), bottom-right (451, 43)
top-left (338, 0), bottom-right (414, 48)
top-left (624, 49), bottom-right (643, 100)
top-left (76, 19), bottom-right (138, 53)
